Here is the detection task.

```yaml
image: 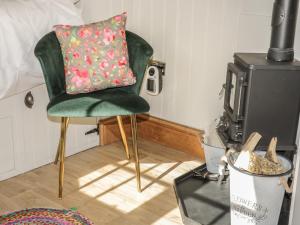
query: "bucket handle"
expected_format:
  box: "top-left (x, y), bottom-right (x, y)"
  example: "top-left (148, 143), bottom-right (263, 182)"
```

top-left (280, 177), bottom-right (293, 193)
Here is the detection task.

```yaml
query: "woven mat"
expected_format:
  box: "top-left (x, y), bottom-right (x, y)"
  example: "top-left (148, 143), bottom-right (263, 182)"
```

top-left (0, 208), bottom-right (93, 225)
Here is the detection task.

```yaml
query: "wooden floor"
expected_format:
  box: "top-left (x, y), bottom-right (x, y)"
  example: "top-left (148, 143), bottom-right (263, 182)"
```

top-left (0, 139), bottom-right (202, 225)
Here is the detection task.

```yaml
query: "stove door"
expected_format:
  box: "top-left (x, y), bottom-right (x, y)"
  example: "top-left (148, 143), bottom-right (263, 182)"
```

top-left (224, 63), bottom-right (247, 122)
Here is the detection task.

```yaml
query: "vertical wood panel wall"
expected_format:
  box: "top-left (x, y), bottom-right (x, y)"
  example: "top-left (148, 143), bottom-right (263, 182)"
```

top-left (80, 0), bottom-right (300, 132)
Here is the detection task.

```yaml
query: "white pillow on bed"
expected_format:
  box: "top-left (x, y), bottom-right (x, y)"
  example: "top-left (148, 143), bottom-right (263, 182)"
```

top-left (0, 0), bottom-right (83, 99)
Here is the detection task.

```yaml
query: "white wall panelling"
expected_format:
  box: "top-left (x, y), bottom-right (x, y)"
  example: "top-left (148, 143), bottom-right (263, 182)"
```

top-left (0, 94), bottom-right (24, 179)
top-left (0, 116), bottom-right (17, 175)
top-left (81, 0), bottom-right (297, 132)
top-left (0, 85), bottom-right (98, 181)
top-left (0, 97), bottom-right (20, 179)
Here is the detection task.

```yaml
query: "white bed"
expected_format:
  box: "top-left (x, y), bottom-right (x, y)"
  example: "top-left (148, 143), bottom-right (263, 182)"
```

top-left (0, 0), bottom-right (98, 181)
top-left (0, 0), bottom-right (83, 99)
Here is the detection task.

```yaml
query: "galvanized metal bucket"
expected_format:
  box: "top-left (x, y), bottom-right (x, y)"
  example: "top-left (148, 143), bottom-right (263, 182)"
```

top-left (203, 142), bottom-right (226, 174)
top-left (227, 151), bottom-right (292, 225)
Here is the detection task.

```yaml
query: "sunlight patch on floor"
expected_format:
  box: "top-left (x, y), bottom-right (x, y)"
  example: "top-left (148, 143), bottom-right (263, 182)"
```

top-left (96, 181), bottom-right (167, 213)
top-left (76, 149), bottom-right (202, 216)
top-left (77, 160), bottom-right (187, 214)
top-left (79, 165), bottom-right (134, 197)
top-left (78, 160), bottom-right (129, 187)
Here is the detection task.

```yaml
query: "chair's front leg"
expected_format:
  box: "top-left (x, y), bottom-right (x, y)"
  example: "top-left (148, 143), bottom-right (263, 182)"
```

top-left (130, 114), bottom-right (141, 192)
top-left (54, 118), bottom-right (70, 165)
top-left (117, 116), bottom-right (130, 159)
top-left (54, 141), bottom-right (61, 165)
top-left (58, 117), bottom-right (69, 199)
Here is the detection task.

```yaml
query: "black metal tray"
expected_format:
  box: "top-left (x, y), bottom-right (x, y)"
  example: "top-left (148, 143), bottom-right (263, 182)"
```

top-left (173, 164), bottom-right (291, 225)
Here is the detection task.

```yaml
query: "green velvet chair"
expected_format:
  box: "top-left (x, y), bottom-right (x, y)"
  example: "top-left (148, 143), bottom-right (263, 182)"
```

top-left (34, 31), bottom-right (153, 198)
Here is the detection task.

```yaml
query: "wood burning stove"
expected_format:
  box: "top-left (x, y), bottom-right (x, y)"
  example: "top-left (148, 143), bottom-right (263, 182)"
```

top-left (218, 53), bottom-right (300, 151)
top-left (218, 0), bottom-right (300, 151)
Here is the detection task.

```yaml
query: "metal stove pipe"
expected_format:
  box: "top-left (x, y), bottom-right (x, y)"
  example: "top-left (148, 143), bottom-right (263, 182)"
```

top-left (267, 0), bottom-right (299, 62)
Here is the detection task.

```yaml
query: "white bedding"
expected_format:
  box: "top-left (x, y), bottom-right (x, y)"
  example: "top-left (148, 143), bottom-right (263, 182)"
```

top-left (0, 0), bottom-right (83, 99)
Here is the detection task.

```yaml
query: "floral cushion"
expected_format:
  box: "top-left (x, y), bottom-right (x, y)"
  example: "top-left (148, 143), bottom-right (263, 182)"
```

top-left (54, 13), bottom-right (135, 94)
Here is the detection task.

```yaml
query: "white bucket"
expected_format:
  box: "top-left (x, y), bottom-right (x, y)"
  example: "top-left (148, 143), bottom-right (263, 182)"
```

top-left (203, 142), bottom-right (225, 173)
top-left (228, 151), bottom-right (292, 225)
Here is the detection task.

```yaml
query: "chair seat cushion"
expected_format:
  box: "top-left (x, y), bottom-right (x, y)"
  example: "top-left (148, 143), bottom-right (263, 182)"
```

top-left (47, 89), bottom-right (149, 117)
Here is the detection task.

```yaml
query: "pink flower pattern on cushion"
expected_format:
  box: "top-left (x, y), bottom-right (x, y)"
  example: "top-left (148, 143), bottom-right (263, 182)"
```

top-left (54, 13), bottom-right (135, 94)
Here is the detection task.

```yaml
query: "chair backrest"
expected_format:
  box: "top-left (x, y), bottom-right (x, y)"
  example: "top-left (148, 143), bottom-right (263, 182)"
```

top-left (125, 31), bottom-right (153, 95)
top-left (34, 31), bottom-right (65, 100)
top-left (34, 31), bottom-right (153, 100)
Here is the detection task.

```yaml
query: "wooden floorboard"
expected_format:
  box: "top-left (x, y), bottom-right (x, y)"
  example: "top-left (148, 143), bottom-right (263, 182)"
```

top-left (0, 139), bottom-right (203, 225)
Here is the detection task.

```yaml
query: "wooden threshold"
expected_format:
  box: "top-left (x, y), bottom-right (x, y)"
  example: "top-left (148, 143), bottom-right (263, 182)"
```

top-left (98, 114), bottom-right (205, 160)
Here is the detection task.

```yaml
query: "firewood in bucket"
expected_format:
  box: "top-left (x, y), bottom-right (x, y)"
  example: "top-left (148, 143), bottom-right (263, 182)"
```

top-left (265, 137), bottom-right (279, 163)
top-left (234, 132), bottom-right (285, 175)
top-left (234, 132), bottom-right (262, 173)
top-left (231, 132), bottom-right (292, 193)
top-left (261, 137), bottom-right (285, 175)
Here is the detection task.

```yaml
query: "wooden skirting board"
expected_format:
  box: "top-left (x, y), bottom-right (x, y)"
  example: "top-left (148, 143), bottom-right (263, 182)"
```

top-left (98, 114), bottom-right (205, 160)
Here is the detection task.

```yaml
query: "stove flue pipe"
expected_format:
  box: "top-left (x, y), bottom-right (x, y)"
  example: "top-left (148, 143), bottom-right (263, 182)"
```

top-left (267, 0), bottom-right (299, 62)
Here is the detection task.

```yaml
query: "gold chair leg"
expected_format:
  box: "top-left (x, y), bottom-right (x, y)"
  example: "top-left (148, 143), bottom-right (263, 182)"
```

top-left (58, 117), bottom-right (69, 199)
top-left (130, 114), bottom-right (141, 192)
top-left (54, 118), bottom-right (69, 165)
top-left (54, 141), bottom-right (61, 165)
top-left (117, 116), bottom-right (130, 160)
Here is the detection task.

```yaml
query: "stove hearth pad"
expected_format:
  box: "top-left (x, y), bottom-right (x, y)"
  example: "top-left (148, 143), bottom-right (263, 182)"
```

top-left (173, 164), bottom-right (291, 225)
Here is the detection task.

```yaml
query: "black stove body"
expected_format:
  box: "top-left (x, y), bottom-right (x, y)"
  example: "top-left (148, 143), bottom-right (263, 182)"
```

top-left (217, 53), bottom-right (300, 151)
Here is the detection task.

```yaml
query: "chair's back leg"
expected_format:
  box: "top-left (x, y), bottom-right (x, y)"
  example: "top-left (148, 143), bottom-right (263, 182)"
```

top-left (58, 117), bottom-right (69, 199)
top-left (117, 116), bottom-right (130, 159)
top-left (130, 114), bottom-right (141, 192)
